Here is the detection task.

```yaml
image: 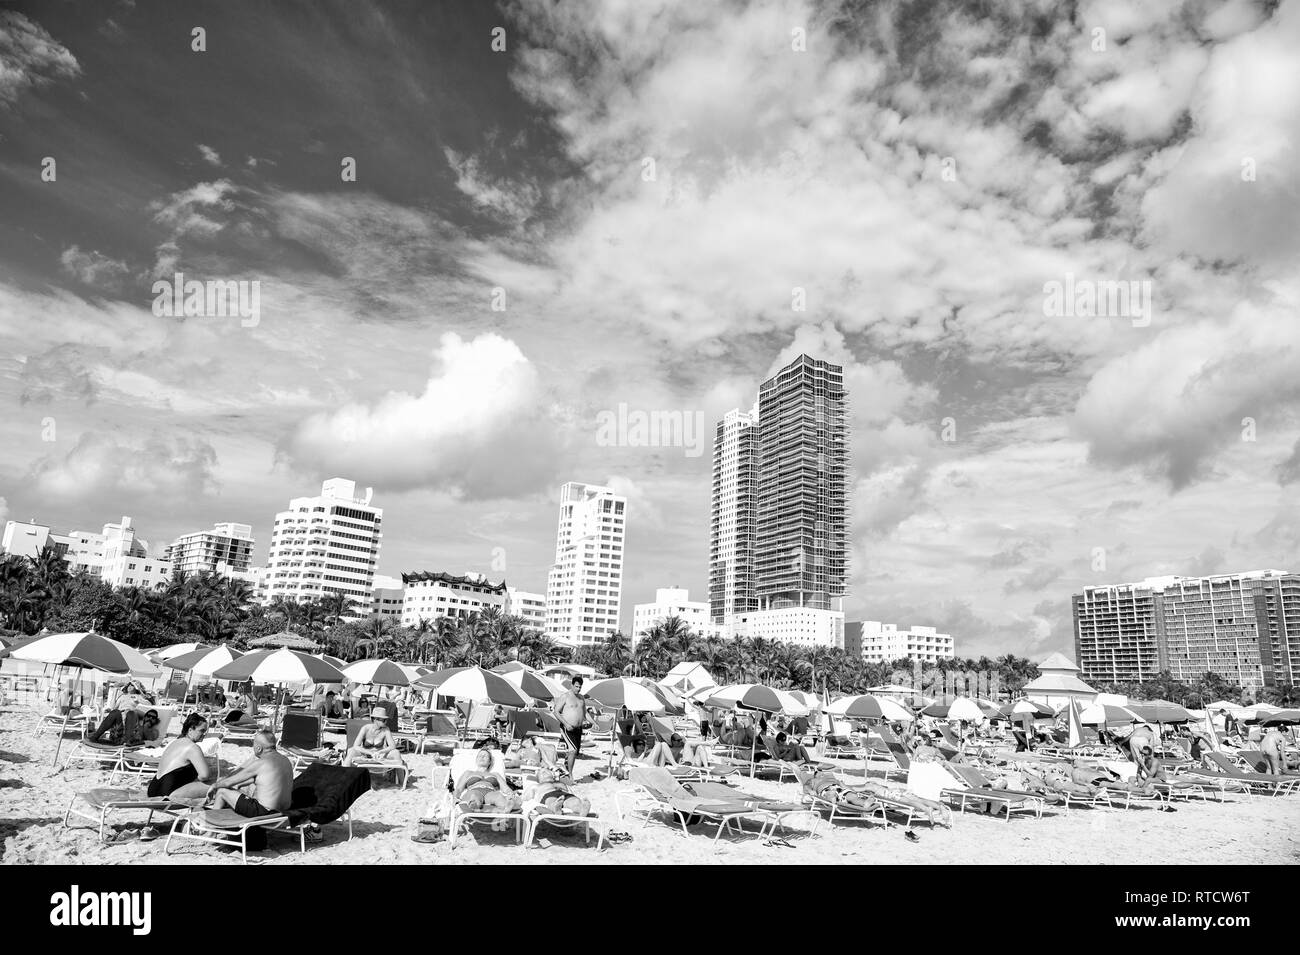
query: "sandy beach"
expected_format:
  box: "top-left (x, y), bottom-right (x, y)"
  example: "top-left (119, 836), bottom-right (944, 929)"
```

top-left (2, 707), bottom-right (1297, 866)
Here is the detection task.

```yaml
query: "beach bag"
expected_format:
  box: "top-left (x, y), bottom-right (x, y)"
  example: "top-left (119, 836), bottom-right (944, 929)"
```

top-left (414, 817), bottom-right (446, 843)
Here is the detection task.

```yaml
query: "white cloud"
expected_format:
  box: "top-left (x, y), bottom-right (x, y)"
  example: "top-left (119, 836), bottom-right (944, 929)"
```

top-left (285, 332), bottom-right (566, 498)
top-left (0, 11), bottom-right (79, 107)
top-left (58, 246), bottom-right (131, 291)
top-left (197, 144), bottom-right (222, 166)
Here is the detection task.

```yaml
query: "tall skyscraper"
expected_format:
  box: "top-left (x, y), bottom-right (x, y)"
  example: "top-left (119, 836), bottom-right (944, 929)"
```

top-left (545, 481), bottom-right (626, 645)
top-left (709, 406), bottom-right (758, 622)
top-left (711, 354), bottom-right (848, 628)
top-left (1073, 570), bottom-right (1300, 690)
top-left (262, 478), bottom-right (382, 607)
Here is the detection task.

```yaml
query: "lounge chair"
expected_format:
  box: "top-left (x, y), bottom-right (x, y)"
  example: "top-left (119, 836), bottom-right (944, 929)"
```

top-left (343, 717), bottom-right (410, 789)
top-left (1193, 753), bottom-right (1298, 796)
top-left (1014, 767), bottom-right (1111, 809)
top-left (403, 713), bottom-right (460, 755)
top-left (684, 777), bottom-right (820, 837)
top-left (522, 776), bottom-right (606, 849)
top-left (446, 750), bottom-right (525, 847)
top-left (62, 787), bottom-right (190, 843)
top-left (615, 766), bottom-right (777, 847)
top-left (281, 711), bottom-right (339, 771)
top-left (791, 765), bottom-right (886, 828)
top-left (878, 738), bottom-right (914, 782)
top-left (164, 762), bottom-right (369, 864)
top-left (818, 715), bottom-right (861, 758)
top-left (939, 764), bottom-right (1046, 822)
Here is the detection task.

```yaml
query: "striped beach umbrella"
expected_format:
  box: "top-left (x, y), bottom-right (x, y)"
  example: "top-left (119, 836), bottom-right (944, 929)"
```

top-left (491, 661), bottom-right (566, 701)
top-left (1258, 709), bottom-right (1300, 726)
top-left (1078, 702), bottom-right (1141, 726)
top-left (787, 690), bottom-right (823, 711)
top-left (585, 677), bottom-right (668, 713)
top-left (154, 642), bottom-right (212, 662)
top-left (315, 653), bottom-right (347, 670)
top-left (166, 645), bottom-right (244, 675)
top-left (13, 631), bottom-right (161, 764)
top-left (1129, 702), bottom-right (1191, 724)
top-left (416, 666), bottom-right (531, 707)
top-left (922, 697), bottom-right (986, 722)
top-left (213, 648), bottom-right (347, 729)
top-left (827, 694), bottom-right (913, 722)
top-left (704, 683), bottom-right (809, 716)
top-left (343, 658), bottom-right (411, 687)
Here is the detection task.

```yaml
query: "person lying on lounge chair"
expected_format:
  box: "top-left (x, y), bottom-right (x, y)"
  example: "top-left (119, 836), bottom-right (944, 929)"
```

top-left (508, 736), bottom-right (560, 773)
top-left (455, 748), bottom-right (521, 824)
top-left (803, 771), bottom-right (880, 812)
top-left (224, 687), bottom-right (259, 725)
top-left (343, 706), bottom-right (404, 766)
top-left (620, 736), bottom-right (679, 770)
top-left (524, 768), bottom-right (591, 816)
top-left (88, 707), bottom-right (161, 746)
top-left (668, 733), bottom-right (712, 767)
top-left (854, 778), bottom-right (949, 826)
top-left (206, 730), bottom-right (293, 818)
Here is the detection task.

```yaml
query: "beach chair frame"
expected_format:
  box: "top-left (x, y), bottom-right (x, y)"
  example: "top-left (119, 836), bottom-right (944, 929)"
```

top-left (61, 789), bottom-right (185, 843)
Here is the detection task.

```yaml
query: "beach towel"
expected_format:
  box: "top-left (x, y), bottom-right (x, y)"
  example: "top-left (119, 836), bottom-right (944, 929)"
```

top-left (287, 763), bottom-right (371, 828)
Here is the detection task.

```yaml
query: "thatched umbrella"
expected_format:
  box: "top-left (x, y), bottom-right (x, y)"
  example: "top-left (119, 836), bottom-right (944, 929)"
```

top-left (248, 631), bottom-right (320, 651)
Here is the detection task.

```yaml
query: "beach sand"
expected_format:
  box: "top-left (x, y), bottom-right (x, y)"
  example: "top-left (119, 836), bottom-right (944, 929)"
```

top-left (3, 708), bottom-right (1297, 865)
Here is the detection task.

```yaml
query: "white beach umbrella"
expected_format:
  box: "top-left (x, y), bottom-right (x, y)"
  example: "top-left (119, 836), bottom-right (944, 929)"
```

top-left (213, 648), bottom-right (347, 728)
top-left (342, 658), bottom-right (412, 687)
top-left (704, 683), bottom-right (810, 716)
top-left (827, 694), bottom-right (913, 722)
top-left (416, 666), bottom-right (531, 707)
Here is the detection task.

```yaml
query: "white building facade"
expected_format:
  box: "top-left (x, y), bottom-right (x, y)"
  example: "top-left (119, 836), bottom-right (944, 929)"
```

top-left (166, 522), bottom-right (254, 577)
top-left (731, 606), bottom-right (844, 649)
top-left (505, 587), bottom-right (547, 631)
top-left (262, 478), bottom-right (382, 606)
top-left (633, 587), bottom-right (727, 647)
top-left (545, 482), bottom-right (626, 645)
top-left (856, 621), bottom-right (954, 665)
top-left (371, 574), bottom-right (405, 621)
top-left (401, 571), bottom-right (507, 627)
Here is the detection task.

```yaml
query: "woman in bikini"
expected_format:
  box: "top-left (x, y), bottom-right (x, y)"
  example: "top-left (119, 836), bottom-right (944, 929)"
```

top-left (454, 748), bottom-right (520, 823)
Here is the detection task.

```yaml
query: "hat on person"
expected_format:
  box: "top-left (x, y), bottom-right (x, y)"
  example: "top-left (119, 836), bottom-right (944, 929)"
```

top-left (372, 705), bottom-right (389, 719)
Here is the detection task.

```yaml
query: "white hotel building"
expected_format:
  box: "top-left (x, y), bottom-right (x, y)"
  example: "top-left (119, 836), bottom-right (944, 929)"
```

top-left (853, 621), bottom-right (955, 665)
top-left (400, 571), bottom-right (507, 627)
top-left (262, 478), bottom-right (382, 606)
top-left (506, 587), bottom-right (547, 632)
top-left (165, 522), bottom-right (255, 577)
top-left (633, 587), bottom-right (727, 647)
top-left (545, 482), bottom-right (626, 645)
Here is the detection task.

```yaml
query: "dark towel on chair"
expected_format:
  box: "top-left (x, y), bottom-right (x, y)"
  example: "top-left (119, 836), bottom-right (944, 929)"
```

top-left (287, 763), bottom-right (371, 828)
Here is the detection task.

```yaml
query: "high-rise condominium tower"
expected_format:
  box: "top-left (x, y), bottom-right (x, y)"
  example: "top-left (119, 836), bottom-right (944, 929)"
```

top-left (262, 478), bottom-right (382, 606)
top-left (711, 354), bottom-right (848, 625)
top-left (545, 481), bottom-right (626, 644)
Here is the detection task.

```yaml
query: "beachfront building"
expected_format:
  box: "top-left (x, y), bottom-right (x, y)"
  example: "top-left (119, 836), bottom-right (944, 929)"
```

top-left (1022, 652), bottom-right (1098, 709)
top-left (505, 587), bottom-right (547, 632)
top-left (632, 587), bottom-right (728, 647)
top-left (709, 406), bottom-right (759, 624)
top-left (2, 519), bottom-right (59, 559)
top-left (371, 575), bottom-right (405, 621)
top-left (262, 478), bottom-right (382, 607)
top-left (165, 522), bottom-right (254, 577)
top-left (847, 621), bottom-right (955, 665)
top-left (400, 571), bottom-right (507, 628)
top-left (545, 482), bottom-right (626, 645)
top-left (710, 355), bottom-right (849, 638)
top-left (1073, 570), bottom-right (1298, 690)
top-left (101, 552), bottom-right (171, 590)
top-left (731, 605), bottom-right (844, 648)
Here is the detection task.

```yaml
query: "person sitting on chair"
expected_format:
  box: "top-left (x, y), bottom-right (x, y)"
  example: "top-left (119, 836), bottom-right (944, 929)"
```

top-left (206, 730), bottom-right (293, 818)
top-left (510, 735), bottom-right (560, 772)
top-left (343, 705), bottom-right (404, 766)
top-left (770, 731), bottom-right (815, 764)
top-left (319, 690), bottom-right (345, 720)
top-left (454, 748), bottom-right (520, 825)
top-left (148, 714), bottom-right (213, 797)
top-left (224, 686), bottom-right (259, 725)
top-left (88, 707), bottom-right (161, 746)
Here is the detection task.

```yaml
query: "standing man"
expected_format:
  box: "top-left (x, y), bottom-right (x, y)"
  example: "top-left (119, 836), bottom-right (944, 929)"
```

top-left (1261, 726), bottom-right (1292, 775)
top-left (556, 676), bottom-right (587, 779)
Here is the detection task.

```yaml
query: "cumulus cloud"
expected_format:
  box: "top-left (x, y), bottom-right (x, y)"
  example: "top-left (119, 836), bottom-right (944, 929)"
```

top-left (59, 246), bottom-right (131, 292)
top-left (27, 431), bottom-right (218, 501)
top-left (284, 332), bottom-right (565, 499)
top-left (0, 11), bottom-right (79, 107)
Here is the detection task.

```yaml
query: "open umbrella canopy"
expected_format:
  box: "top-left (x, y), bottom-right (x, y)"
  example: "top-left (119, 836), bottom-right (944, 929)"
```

top-left (491, 661), bottom-right (565, 701)
top-left (165, 645), bottom-right (243, 674)
top-left (314, 653), bottom-right (347, 669)
top-left (786, 690), bottom-right (823, 710)
top-left (922, 697), bottom-right (986, 722)
top-left (585, 677), bottom-right (667, 713)
top-left (247, 631), bottom-right (320, 651)
top-left (416, 666), bottom-right (531, 707)
top-left (212, 647), bottom-right (345, 684)
top-left (154, 642), bottom-right (212, 662)
top-left (631, 677), bottom-right (685, 715)
top-left (827, 694), bottom-right (913, 721)
top-left (704, 684), bottom-right (809, 716)
top-left (1078, 702), bottom-right (1142, 725)
top-left (1129, 702), bottom-right (1192, 724)
top-left (1259, 709), bottom-right (1300, 726)
top-left (12, 631), bottom-right (159, 677)
top-left (342, 658), bottom-right (411, 687)
top-left (1000, 699), bottom-right (1055, 719)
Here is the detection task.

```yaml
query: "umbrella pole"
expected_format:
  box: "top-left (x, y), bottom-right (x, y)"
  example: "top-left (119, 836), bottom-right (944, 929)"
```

top-left (52, 664), bottom-right (83, 767)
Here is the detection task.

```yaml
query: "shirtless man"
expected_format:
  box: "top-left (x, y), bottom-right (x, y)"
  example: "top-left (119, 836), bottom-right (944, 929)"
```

top-left (555, 676), bottom-right (586, 778)
top-left (1125, 726), bottom-right (1158, 780)
top-left (1261, 727), bottom-right (1292, 775)
top-left (525, 768), bottom-right (590, 816)
top-left (207, 730), bottom-right (293, 817)
top-left (343, 705), bottom-right (404, 766)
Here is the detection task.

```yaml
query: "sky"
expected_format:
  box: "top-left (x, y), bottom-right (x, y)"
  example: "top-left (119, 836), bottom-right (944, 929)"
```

top-left (1, 0), bottom-right (1298, 660)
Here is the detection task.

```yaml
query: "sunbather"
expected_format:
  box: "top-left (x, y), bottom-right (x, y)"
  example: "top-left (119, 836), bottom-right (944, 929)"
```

top-left (343, 706), bottom-right (404, 766)
top-left (524, 768), bottom-right (590, 816)
top-left (224, 686), bottom-right (259, 725)
top-left (88, 707), bottom-right (161, 746)
top-left (206, 730), bottom-right (293, 817)
top-left (509, 736), bottom-right (559, 772)
top-left (318, 691), bottom-right (345, 720)
top-left (148, 714), bottom-right (214, 798)
top-left (668, 734), bottom-right (712, 767)
top-left (454, 748), bottom-right (521, 820)
top-left (802, 770), bottom-right (880, 812)
top-left (770, 732), bottom-right (815, 763)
